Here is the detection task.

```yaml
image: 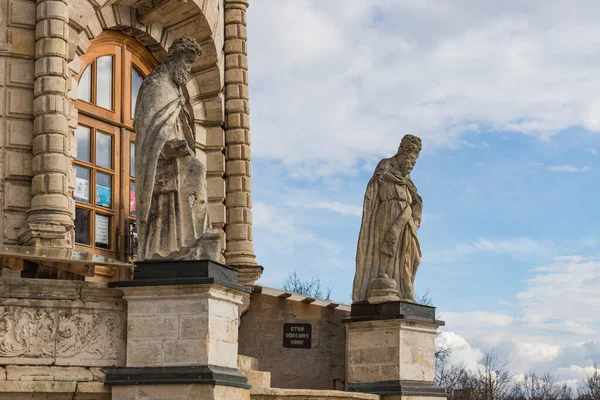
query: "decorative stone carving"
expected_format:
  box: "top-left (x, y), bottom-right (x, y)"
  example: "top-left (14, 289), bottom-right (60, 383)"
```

top-left (56, 311), bottom-right (123, 360)
top-left (0, 306), bottom-right (124, 364)
top-left (0, 307), bottom-right (56, 358)
top-left (134, 37), bottom-right (222, 262)
top-left (353, 134), bottom-right (423, 303)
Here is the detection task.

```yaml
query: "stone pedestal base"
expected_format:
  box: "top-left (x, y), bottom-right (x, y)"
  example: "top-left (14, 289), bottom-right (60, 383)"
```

top-left (112, 384), bottom-right (249, 400)
top-left (106, 260), bottom-right (252, 400)
top-left (344, 301), bottom-right (446, 399)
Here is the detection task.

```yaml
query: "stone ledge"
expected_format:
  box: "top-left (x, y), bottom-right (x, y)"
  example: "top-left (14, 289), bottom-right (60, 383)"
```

top-left (347, 380), bottom-right (446, 397)
top-left (104, 365), bottom-right (250, 389)
top-left (250, 388), bottom-right (379, 399)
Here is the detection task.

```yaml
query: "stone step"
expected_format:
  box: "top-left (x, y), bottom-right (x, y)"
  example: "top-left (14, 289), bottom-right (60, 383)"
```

top-left (250, 388), bottom-right (380, 400)
top-left (238, 355), bottom-right (260, 373)
top-left (246, 370), bottom-right (271, 389)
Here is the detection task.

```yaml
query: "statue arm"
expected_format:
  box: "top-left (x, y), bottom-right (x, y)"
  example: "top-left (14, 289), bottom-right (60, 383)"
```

top-left (376, 162), bottom-right (406, 185)
top-left (408, 180), bottom-right (423, 228)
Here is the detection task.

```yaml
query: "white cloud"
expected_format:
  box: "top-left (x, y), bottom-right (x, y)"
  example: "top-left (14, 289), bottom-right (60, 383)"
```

top-left (440, 255), bottom-right (600, 383)
top-left (436, 330), bottom-right (483, 370)
top-left (426, 236), bottom-right (557, 263)
top-left (248, 0), bottom-right (600, 176)
top-left (547, 165), bottom-right (591, 172)
top-left (286, 200), bottom-right (362, 217)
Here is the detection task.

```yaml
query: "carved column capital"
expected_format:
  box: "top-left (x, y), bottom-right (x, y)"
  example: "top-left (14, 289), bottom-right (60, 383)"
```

top-left (224, 0), bottom-right (249, 10)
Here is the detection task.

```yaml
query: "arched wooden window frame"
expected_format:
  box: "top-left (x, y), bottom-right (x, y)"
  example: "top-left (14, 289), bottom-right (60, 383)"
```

top-left (73, 31), bottom-right (158, 279)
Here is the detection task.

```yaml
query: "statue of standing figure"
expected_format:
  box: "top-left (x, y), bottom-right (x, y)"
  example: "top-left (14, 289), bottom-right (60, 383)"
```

top-left (352, 134), bottom-right (423, 304)
top-left (134, 37), bottom-right (221, 262)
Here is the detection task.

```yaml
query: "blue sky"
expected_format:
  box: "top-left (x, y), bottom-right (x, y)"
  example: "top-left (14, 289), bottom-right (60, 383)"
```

top-left (246, 0), bottom-right (600, 386)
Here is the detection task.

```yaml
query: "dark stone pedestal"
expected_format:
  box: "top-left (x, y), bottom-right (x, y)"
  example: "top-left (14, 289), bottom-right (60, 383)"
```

top-left (345, 300), bottom-right (444, 325)
top-left (108, 259), bottom-right (250, 293)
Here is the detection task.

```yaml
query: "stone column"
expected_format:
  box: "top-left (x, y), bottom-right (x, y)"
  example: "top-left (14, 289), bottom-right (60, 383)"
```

top-left (105, 261), bottom-right (251, 399)
top-left (345, 301), bottom-right (447, 399)
top-left (19, 0), bottom-right (74, 247)
top-left (223, 0), bottom-right (262, 286)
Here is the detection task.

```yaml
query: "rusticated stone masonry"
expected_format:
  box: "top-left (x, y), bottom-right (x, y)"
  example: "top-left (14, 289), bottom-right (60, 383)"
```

top-left (18, 0), bottom-right (74, 247)
top-left (224, 0), bottom-right (262, 285)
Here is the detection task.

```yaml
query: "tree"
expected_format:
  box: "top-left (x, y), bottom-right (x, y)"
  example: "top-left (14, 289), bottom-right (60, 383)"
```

top-left (577, 365), bottom-right (600, 400)
top-left (473, 350), bottom-right (514, 400)
top-left (282, 271), bottom-right (332, 300)
top-left (436, 350), bottom-right (515, 400)
top-left (509, 371), bottom-right (573, 400)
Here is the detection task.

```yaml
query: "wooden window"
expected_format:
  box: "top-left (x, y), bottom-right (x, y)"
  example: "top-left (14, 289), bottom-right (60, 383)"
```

top-left (74, 31), bottom-right (157, 280)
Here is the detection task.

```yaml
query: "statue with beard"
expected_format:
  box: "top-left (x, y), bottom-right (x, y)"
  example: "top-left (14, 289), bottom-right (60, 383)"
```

top-left (134, 37), bottom-right (221, 262)
top-left (352, 134), bottom-right (423, 304)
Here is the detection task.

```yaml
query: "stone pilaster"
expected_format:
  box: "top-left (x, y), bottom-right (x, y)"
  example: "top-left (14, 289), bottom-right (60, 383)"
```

top-left (18, 0), bottom-right (74, 247)
top-left (223, 0), bottom-right (262, 285)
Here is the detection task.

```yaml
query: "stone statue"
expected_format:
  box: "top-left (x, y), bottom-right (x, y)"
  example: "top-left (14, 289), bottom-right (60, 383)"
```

top-left (134, 37), bottom-right (221, 262)
top-left (352, 134), bottom-right (423, 304)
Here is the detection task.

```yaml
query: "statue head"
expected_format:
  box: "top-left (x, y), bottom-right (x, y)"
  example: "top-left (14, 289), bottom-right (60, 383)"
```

top-left (396, 134), bottom-right (422, 176)
top-left (165, 37), bottom-right (203, 85)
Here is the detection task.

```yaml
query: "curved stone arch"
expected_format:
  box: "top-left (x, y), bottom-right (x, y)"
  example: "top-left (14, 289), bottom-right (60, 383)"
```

top-left (64, 0), bottom-right (228, 251)
top-left (67, 1), bottom-right (225, 127)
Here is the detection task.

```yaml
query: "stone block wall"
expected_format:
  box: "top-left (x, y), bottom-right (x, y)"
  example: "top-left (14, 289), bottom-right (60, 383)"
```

top-left (0, 0), bottom-right (36, 244)
top-left (239, 290), bottom-right (349, 390)
top-left (123, 284), bottom-right (242, 369)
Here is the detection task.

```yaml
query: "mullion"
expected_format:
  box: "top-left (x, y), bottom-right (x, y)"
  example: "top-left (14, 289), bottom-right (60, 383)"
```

top-left (91, 60), bottom-right (97, 107)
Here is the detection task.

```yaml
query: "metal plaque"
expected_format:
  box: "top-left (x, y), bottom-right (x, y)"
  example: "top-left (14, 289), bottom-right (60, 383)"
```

top-left (283, 323), bottom-right (312, 349)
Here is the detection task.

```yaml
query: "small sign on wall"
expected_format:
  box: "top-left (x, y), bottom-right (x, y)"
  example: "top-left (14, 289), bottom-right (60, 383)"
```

top-left (283, 323), bottom-right (312, 349)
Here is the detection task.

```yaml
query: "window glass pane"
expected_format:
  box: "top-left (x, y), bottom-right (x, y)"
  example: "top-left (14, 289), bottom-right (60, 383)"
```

top-left (130, 143), bottom-right (135, 177)
top-left (96, 131), bottom-right (112, 169)
top-left (95, 172), bottom-right (112, 208)
top-left (129, 220), bottom-right (137, 258)
top-left (77, 64), bottom-right (92, 103)
top-left (130, 181), bottom-right (136, 216)
top-left (96, 56), bottom-right (113, 110)
top-left (131, 67), bottom-right (143, 119)
top-left (75, 125), bottom-right (91, 162)
top-left (95, 214), bottom-right (110, 249)
top-left (74, 208), bottom-right (90, 245)
top-left (74, 166), bottom-right (90, 203)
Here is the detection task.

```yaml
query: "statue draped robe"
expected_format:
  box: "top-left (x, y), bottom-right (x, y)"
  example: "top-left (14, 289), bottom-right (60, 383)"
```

top-left (134, 63), bottom-right (217, 261)
top-left (352, 157), bottom-right (422, 303)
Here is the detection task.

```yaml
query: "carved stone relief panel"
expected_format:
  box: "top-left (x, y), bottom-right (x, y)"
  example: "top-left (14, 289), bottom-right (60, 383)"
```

top-left (0, 292), bottom-right (126, 366)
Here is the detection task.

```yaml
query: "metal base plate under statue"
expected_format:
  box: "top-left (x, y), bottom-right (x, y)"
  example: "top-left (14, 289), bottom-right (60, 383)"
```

top-left (105, 260), bottom-right (251, 400)
top-left (344, 301), bottom-right (447, 400)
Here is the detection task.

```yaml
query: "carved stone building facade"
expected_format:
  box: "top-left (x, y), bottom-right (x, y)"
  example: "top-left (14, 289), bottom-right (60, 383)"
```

top-left (0, 0), bottom-right (261, 284)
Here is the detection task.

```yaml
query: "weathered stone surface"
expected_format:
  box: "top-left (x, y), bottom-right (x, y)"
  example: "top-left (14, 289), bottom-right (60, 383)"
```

top-left (134, 36), bottom-right (222, 262)
top-left (239, 291), bottom-right (348, 390)
top-left (353, 135), bottom-right (423, 303)
top-left (122, 283), bottom-right (244, 369)
top-left (345, 318), bottom-right (439, 385)
top-left (0, 278), bottom-right (126, 367)
top-left (223, 0), bottom-right (259, 273)
top-left (112, 384), bottom-right (250, 400)
top-left (5, 366), bottom-right (93, 381)
top-left (366, 274), bottom-right (401, 304)
top-left (246, 370), bottom-right (271, 389)
top-left (250, 388), bottom-right (379, 400)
